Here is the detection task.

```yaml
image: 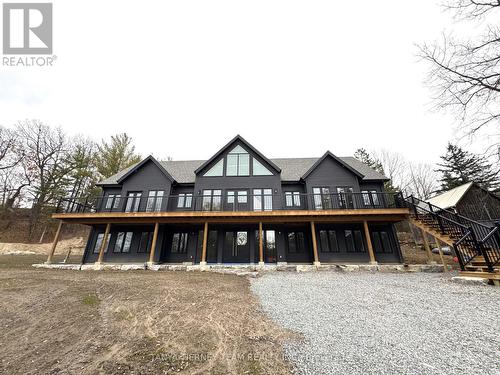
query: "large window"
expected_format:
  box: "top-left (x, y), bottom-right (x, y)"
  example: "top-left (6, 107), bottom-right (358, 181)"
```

top-left (287, 231), bottom-right (306, 253)
top-left (92, 232), bottom-right (110, 254)
top-left (285, 192), bottom-right (301, 207)
top-left (105, 194), bottom-right (121, 210)
top-left (337, 187), bottom-right (354, 208)
top-left (253, 188), bottom-right (273, 211)
top-left (226, 145), bottom-right (250, 176)
top-left (204, 159), bottom-right (224, 177)
top-left (319, 230), bottom-right (339, 253)
top-left (372, 231), bottom-right (393, 253)
top-left (227, 190), bottom-right (248, 204)
top-left (362, 190), bottom-right (380, 206)
top-left (171, 233), bottom-right (189, 253)
top-left (177, 193), bottom-right (193, 208)
top-left (202, 189), bottom-right (222, 211)
top-left (252, 157), bottom-right (273, 176)
top-left (146, 190), bottom-right (164, 212)
top-left (125, 192), bottom-right (142, 212)
top-left (113, 232), bottom-right (133, 253)
top-left (313, 187), bottom-right (331, 209)
top-left (344, 230), bottom-right (365, 253)
top-left (138, 232), bottom-right (152, 253)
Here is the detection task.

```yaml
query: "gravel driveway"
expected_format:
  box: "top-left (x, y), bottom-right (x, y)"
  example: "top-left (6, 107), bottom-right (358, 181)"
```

top-left (251, 272), bottom-right (500, 375)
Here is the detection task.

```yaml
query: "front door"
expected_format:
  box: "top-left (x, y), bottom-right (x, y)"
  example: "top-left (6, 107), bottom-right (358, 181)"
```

top-left (223, 231), bottom-right (250, 263)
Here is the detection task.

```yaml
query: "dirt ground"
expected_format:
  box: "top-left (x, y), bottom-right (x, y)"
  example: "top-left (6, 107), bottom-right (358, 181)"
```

top-left (0, 255), bottom-right (296, 375)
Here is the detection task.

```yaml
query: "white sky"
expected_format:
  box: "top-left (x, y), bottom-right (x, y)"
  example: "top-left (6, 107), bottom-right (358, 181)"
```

top-left (0, 0), bottom-right (487, 163)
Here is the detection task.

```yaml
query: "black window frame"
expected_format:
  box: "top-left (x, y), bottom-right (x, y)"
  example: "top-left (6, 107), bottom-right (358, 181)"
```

top-left (146, 190), bottom-right (164, 212)
top-left (171, 232), bottom-right (189, 254)
top-left (285, 191), bottom-right (301, 207)
top-left (124, 191), bottom-right (142, 212)
top-left (177, 193), bottom-right (193, 209)
top-left (137, 231), bottom-right (153, 253)
top-left (113, 231), bottom-right (133, 253)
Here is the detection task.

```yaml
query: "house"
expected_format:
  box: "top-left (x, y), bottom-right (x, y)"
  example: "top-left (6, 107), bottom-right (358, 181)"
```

top-left (51, 135), bottom-right (410, 266)
top-left (427, 182), bottom-right (500, 225)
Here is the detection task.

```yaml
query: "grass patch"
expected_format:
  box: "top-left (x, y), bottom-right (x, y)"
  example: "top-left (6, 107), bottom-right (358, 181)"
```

top-left (82, 293), bottom-right (99, 307)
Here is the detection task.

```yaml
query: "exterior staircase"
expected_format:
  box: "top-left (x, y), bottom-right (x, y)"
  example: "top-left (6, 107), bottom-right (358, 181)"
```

top-left (401, 195), bottom-right (500, 283)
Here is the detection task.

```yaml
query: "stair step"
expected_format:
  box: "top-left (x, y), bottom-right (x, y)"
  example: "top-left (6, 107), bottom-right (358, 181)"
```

top-left (459, 271), bottom-right (500, 280)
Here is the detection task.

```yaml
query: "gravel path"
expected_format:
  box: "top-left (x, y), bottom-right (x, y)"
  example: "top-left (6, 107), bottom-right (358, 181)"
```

top-left (251, 272), bottom-right (500, 375)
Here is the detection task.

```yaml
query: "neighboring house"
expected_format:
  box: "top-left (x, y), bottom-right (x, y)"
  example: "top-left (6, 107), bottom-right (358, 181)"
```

top-left (427, 182), bottom-right (500, 225)
top-left (54, 135), bottom-right (409, 265)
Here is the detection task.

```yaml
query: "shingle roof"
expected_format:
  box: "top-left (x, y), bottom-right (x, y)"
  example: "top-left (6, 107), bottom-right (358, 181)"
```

top-left (97, 156), bottom-right (389, 185)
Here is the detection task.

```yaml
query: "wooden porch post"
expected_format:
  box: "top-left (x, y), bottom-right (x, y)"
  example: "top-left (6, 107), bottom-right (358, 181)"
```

top-left (434, 237), bottom-right (448, 272)
top-left (46, 221), bottom-right (63, 264)
top-left (310, 221), bottom-right (320, 266)
top-left (258, 222), bottom-right (264, 265)
top-left (420, 228), bottom-right (435, 264)
top-left (363, 221), bottom-right (377, 264)
top-left (97, 223), bottom-right (111, 264)
top-left (200, 222), bottom-right (208, 265)
top-left (148, 222), bottom-right (160, 264)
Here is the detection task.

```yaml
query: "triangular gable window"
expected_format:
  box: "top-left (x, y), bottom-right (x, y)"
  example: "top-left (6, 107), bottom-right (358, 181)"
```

top-left (253, 157), bottom-right (273, 176)
top-left (229, 145), bottom-right (247, 154)
top-left (204, 159), bottom-right (224, 176)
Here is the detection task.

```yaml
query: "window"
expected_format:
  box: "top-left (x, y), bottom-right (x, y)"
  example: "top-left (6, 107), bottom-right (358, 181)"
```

top-left (319, 230), bottom-right (339, 252)
top-left (287, 232), bottom-right (305, 253)
top-left (337, 187), bottom-right (354, 208)
top-left (105, 194), bottom-right (121, 210)
top-left (92, 233), bottom-right (110, 254)
top-left (227, 190), bottom-right (247, 204)
top-left (125, 192), bottom-right (142, 212)
top-left (226, 145), bottom-right (250, 176)
top-left (177, 193), bottom-right (193, 208)
top-left (146, 190), bottom-right (164, 212)
top-left (362, 190), bottom-right (380, 206)
top-left (252, 157), bottom-right (273, 176)
top-left (138, 232), bottom-right (152, 253)
top-left (171, 233), bottom-right (189, 253)
top-left (226, 231), bottom-right (248, 257)
top-left (204, 159), bottom-right (224, 177)
top-left (253, 188), bottom-right (272, 211)
top-left (344, 230), bottom-right (365, 253)
top-left (202, 189), bottom-right (222, 211)
top-left (313, 187), bottom-right (331, 209)
top-left (113, 232), bottom-right (133, 253)
top-left (285, 192), bottom-right (301, 207)
top-left (372, 231), bottom-right (393, 253)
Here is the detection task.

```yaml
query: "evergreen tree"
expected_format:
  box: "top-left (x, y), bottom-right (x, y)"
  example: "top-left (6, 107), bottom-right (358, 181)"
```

top-left (436, 143), bottom-right (498, 191)
top-left (354, 148), bottom-right (398, 193)
top-left (95, 133), bottom-right (142, 178)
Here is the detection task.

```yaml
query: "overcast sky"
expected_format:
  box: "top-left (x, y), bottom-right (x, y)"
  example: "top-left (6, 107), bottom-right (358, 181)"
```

top-left (0, 0), bottom-right (485, 163)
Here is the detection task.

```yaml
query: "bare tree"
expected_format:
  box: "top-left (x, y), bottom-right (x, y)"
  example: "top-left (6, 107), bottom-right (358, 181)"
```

top-left (407, 163), bottom-right (440, 200)
top-left (419, 1), bottom-right (500, 155)
top-left (371, 149), bottom-right (411, 192)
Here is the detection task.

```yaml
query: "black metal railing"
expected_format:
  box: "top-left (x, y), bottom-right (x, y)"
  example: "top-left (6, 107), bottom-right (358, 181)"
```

top-left (56, 191), bottom-right (406, 215)
top-left (404, 195), bottom-right (500, 272)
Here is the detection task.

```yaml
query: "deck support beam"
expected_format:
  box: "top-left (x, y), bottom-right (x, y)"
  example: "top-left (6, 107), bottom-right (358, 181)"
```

top-left (363, 221), bottom-right (377, 264)
top-left (258, 222), bottom-right (264, 266)
top-left (96, 223), bottom-right (111, 264)
top-left (310, 221), bottom-right (320, 266)
top-left (46, 221), bottom-right (63, 264)
top-left (420, 228), bottom-right (436, 264)
top-left (200, 222), bottom-right (208, 266)
top-left (434, 237), bottom-right (448, 272)
top-left (148, 222), bottom-right (160, 264)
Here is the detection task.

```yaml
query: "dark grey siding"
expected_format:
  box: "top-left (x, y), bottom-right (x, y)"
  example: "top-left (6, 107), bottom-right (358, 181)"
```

top-left (304, 156), bottom-right (361, 194)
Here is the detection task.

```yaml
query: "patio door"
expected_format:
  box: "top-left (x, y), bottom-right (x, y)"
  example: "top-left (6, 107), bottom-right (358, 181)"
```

top-left (223, 231), bottom-right (250, 263)
top-left (225, 190), bottom-right (249, 211)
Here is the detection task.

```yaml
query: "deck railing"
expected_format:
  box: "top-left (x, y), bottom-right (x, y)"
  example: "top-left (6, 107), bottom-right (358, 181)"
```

top-left (404, 195), bottom-right (500, 272)
top-left (56, 192), bottom-right (406, 215)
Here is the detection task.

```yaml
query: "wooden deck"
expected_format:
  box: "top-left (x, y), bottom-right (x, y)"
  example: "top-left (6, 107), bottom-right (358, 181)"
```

top-left (52, 208), bottom-right (410, 225)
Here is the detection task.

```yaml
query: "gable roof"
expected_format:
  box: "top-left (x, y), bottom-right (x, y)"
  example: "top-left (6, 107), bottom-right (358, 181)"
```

top-left (301, 151), bottom-right (365, 180)
top-left (193, 135), bottom-right (281, 175)
top-left (427, 182), bottom-right (500, 210)
top-left (98, 156), bottom-right (388, 185)
top-left (99, 155), bottom-right (175, 185)
top-left (426, 182), bottom-right (474, 210)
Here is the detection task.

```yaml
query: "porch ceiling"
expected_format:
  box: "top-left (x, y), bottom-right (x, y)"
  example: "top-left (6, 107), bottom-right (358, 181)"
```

top-left (52, 208), bottom-right (410, 225)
